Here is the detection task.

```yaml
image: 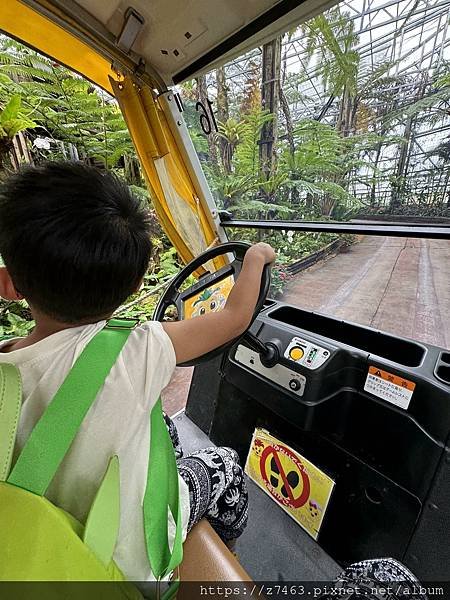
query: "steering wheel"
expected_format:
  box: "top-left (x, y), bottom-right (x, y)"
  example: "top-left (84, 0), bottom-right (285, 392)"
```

top-left (154, 242), bottom-right (271, 366)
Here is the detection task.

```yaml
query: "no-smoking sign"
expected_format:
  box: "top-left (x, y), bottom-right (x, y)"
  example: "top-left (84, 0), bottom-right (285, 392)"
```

top-left (245, 429), bottom-right (335, 540)
top-left (260, 444), bottom-right (310, 508)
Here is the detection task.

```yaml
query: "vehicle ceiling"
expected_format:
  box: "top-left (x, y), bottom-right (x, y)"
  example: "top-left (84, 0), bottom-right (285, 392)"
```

top-left (44, 0), bottom-right (340, 85)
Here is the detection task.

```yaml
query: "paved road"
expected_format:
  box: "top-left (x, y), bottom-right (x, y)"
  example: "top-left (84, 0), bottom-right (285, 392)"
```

top-left (281, 236), bottom-right (450, 350)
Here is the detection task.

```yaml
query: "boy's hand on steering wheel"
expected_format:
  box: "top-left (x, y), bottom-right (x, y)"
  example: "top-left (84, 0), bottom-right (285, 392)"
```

top-left (245, 242), bottom-right (276, 266)
top-left (161, 242), bottom-right (273, 366)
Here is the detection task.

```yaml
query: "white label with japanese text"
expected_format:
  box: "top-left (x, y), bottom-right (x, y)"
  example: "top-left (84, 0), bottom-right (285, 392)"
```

top-left (364, 366), bottom-right (415, 410)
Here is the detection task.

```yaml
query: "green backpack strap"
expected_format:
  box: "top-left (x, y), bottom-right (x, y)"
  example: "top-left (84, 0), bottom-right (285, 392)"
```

top-left (7, 318), bottom-right (137, 496)
top-left (144, 396), bottom-right (184, 588)
top-left (0, 362), bottom-right (22, 481)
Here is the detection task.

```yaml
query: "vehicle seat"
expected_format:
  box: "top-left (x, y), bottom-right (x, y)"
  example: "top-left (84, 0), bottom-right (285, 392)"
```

top-left (180, 519), bottom-right (252, 581)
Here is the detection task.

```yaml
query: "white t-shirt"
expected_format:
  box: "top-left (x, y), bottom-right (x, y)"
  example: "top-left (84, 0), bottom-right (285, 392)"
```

top-left (0, 320), bottom-right (190, 581)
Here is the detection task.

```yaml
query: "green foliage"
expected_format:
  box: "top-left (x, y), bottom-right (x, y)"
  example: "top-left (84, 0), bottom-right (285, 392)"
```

top-left (0, 311), bottom-right (34, 338)
top-left (233, 111), bottom-right (273, 175)
top-left (269, 264), bottom-right (293, 297)
top-left (0, 300), bottom-right (35, 339)
top-left (0, 94), bottom-right (36, 139)
top-left (2, 1), bottom-right (450, 335)
top-left (116, 245), bottom-right (184, 321)
top-left (303, 10), bottom-right (360, 97)
top-left (154, 248), bottom-right (180, 280)
top-left (200, 103), bottom-right (370, 220)
top-left (128, 184), bottom-right (150, 205)
top-left (209, 109), bottom-right (285, 214)
top-left (0, 35), bottom-right (180, 335)
top-left (0, 36), bottom-right (135, 170)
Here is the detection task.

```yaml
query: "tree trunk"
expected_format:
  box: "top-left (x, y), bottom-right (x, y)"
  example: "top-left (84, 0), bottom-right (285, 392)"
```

top-left (390, 74), bottom-right (427, 212)
top-left (390, 115), bottom-right (413, 212)
top-left (442, 169), bottom-right (450, 210)
top-left (0, 138), bottom-right (13, 177)
top-left (215, 66), bottom-right (230, 174)
top-left (124, 154), bottom-right (142, 186)
top-left (336, 86), bottom-right (358, 138)
top-left (279, 37), bottom-right (294, 158)
top-left (259, 37), bottom-right (282, 198)
top-left (320, 87), bottom-right (359, 217)
top-left (196, 75), bottom-right (218, 164)
top-left (279, 86), bottom-right (299, 206)
top-left (216, 67), bottom-right (229, 124)
top-left (370, 140), bottom-right (383, 207)
top-left (279, 87), bottom-right (295, 157)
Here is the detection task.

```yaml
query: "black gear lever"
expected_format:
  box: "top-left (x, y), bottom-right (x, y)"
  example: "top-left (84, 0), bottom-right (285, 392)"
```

top-left (242, 332), bottom-right (282, 368)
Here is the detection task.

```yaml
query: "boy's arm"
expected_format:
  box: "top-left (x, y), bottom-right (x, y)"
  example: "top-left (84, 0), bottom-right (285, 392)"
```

top-left (162, 243), bottom-right (276, 365)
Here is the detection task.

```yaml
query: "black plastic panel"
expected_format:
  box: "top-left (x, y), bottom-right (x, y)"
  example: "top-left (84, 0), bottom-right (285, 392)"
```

top-left (209, 382), bottom-right (422, 566)
top-left (270, 306), bottom-right (425, 367)
top-left (405, 445), bottom-right (450, 580)
top-left (186, 300), bottom-right (450, 576)
top-left (185, 354), bottom-right (224, 434)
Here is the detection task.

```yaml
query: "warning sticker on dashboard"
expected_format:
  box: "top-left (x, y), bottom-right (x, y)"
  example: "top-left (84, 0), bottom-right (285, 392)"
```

top-left (364, 366), bottom-right (415, 409)
top-left (245, 428), bottom-right (334, 540)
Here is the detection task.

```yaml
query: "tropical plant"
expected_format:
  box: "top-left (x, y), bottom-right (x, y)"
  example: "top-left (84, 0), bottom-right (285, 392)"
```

top-left (303, 10), bottom-right (360, 99)
top-left (0, 36), bottom-right (135, 173)
top-left (0, 93), bottom-right (36, 171)
top-left (0, 300), bottom-right (34, 338)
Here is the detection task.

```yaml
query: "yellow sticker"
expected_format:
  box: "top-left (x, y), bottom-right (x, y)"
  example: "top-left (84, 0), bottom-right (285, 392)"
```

top-left (183, 275), bottom-right (234, 319)
top-left (245, 428), bottom-right (335, 540)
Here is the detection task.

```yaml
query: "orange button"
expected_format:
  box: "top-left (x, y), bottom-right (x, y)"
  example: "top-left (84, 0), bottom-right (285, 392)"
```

top-left (289, 347), bottom-right (304, 361)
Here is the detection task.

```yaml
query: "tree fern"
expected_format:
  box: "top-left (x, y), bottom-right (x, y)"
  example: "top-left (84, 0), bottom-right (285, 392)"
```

top-left (0, 35), bottom-right (135, 170)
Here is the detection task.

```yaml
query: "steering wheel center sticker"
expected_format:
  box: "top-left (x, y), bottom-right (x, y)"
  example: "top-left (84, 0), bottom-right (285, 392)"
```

top-left (183, 275), bottom-right (234, 319)
top-left (245, 429), bottom-right (335, 540)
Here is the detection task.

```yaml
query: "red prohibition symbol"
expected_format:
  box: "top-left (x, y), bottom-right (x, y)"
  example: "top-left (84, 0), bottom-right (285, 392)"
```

top-left (260, 444), bottom-right (310, 509)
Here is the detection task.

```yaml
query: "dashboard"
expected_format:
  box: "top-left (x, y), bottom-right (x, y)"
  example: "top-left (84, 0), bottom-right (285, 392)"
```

top-left (186, 298), bottom-right (450, 579)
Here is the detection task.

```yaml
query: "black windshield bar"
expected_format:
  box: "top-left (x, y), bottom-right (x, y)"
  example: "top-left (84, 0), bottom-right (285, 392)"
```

top-left (221, 220), bottom-right (450, 239)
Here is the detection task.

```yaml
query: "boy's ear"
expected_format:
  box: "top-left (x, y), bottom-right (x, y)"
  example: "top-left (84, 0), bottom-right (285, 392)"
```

top-left (0, 267), bottom-right (23, 300)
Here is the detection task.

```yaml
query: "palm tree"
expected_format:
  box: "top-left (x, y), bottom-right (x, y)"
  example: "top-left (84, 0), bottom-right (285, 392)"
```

top-left (303, 9), bottom-right (359, 137)
top-left (259, 37), bottom-right (282, 195)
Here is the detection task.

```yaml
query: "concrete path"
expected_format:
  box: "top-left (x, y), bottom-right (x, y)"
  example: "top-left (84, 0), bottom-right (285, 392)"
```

top-left (281, 236), bottom-right (450, 350)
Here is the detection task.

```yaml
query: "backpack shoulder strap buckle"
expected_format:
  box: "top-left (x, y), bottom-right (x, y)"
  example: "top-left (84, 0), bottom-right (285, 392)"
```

top-left (105, 318), bottom-right (139, 330)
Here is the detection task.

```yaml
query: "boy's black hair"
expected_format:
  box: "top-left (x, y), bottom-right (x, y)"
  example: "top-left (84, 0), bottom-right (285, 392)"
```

top-left (0, 162), bottom-right (153, 323)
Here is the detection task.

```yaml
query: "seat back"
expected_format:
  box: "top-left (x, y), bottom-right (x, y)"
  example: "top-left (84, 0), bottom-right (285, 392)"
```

top-left (180, 520), bottom-right (252, 582)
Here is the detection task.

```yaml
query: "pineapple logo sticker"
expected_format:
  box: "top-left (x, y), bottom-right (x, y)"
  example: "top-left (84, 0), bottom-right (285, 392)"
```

top-left (260, 444), bottom-right (310, 509)
top-left (191, 287), bottom-right (226, 318)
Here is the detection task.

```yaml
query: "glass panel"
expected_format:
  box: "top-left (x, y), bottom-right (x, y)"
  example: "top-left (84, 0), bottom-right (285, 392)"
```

top-left (180, 0), bottom-right (450, 224)
top-left (179, 0), bottom-right (450, 351)
top-left (253, 230), bottom-right (450, 351)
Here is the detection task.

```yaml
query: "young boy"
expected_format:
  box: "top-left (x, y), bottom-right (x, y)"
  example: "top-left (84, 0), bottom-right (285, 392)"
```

top-left (0, 162), bottom-right (275, 581)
